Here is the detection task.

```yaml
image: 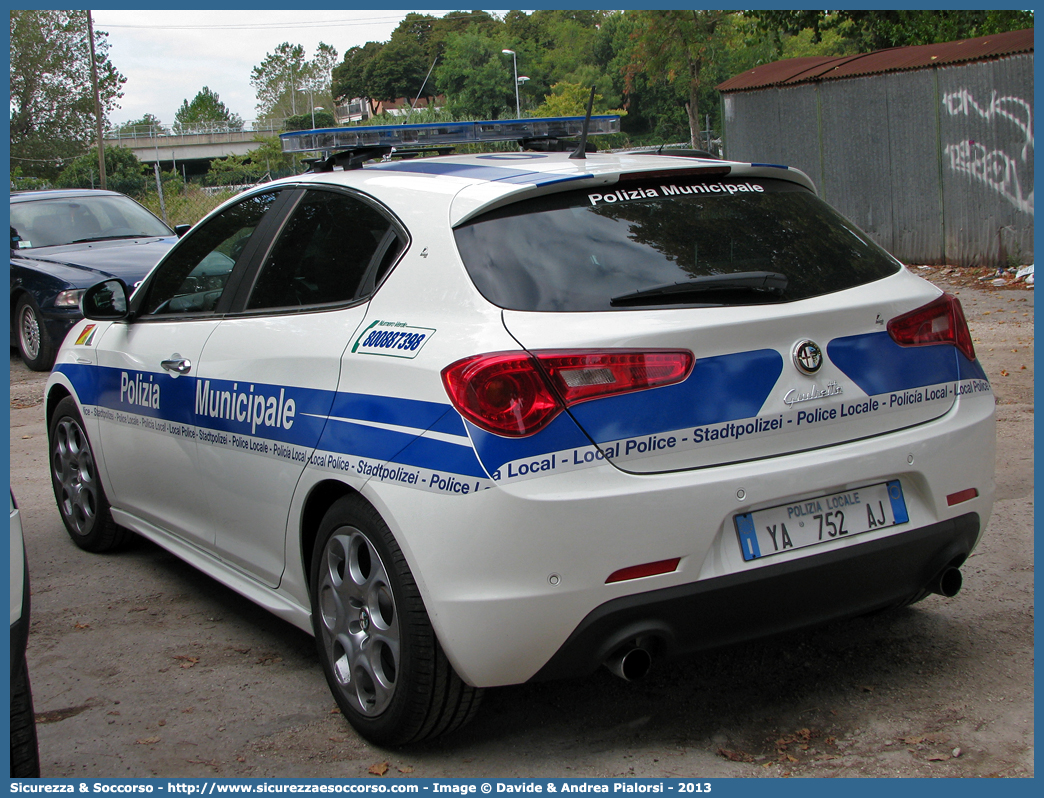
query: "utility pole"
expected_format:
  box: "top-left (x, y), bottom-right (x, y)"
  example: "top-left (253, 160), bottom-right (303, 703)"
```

top-left (87, 10), bottom-right (107, 189)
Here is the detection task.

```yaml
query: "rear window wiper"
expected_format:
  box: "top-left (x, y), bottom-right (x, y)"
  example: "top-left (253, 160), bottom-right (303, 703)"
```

top-left (609, 271), bottom-right (788, 307)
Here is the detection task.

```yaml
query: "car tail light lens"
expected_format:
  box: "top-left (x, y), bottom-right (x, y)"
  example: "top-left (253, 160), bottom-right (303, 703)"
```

top-left (887, 293), bottom-right (976, 361)
top-left (442, 353), bottom-right (562, 437)
top-left (442, 349), bottom-right (694, 437)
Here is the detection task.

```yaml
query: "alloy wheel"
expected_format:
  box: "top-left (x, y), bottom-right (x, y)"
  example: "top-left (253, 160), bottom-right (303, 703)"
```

top-left (52, 417), bottom-right (100, 536)
top-left (317, 528), bottom-right (400, 716)
top-left (19, 304), bottom-right (41, 362)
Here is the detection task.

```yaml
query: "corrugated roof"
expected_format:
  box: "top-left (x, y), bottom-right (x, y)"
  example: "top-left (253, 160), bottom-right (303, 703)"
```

top-left (717, 27), bottom-right (1033, 92)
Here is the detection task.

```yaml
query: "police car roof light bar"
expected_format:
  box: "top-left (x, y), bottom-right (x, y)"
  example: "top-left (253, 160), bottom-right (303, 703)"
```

top-left (279, 115), bottom-right (620, 155)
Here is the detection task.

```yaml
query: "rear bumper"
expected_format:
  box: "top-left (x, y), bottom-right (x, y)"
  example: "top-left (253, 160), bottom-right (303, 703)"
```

top-left (531, 512), bottom-right (980, 682)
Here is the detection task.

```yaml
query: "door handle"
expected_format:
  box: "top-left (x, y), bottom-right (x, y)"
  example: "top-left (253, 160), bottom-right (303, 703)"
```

top-left (161, 355), bottom-right (192, 375)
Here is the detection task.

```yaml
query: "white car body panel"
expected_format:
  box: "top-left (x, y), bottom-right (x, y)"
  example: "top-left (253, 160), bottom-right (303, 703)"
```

top-left (91, 319), bottom-right (220, 546)
top-left (45, 148), bottom-right (996, 691)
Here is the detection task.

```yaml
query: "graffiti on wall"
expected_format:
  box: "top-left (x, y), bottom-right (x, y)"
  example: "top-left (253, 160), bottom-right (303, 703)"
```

top-left (942, 88), bottom-right (1033, 215)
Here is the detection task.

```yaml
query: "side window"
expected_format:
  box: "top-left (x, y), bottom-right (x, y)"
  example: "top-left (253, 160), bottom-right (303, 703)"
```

top-left (246, 189), bottom-right (404, 311)
top-left (139, 192), bottom-right (279, 316)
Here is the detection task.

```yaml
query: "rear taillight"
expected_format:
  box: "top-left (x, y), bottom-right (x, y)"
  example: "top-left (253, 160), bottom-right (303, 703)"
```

top-left (442, 349), bottom-right (694, 437)
top-left (887, 293), bottom-right (976, 362)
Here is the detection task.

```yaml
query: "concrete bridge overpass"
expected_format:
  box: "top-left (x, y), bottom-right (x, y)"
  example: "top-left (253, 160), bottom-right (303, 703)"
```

top-left (104, 123), bottom-right (284, 175)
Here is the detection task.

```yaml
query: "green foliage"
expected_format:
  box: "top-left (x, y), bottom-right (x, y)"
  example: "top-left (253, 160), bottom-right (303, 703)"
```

top-left (364, 36), bottom-right (431, 103)
top-left (835, 10), bottom-right (1034, 50)
top-left (332, 42), bottom-right (383, 105)
top-left (625, 11), bottom-right (732, 148)
top-left (533, 83), bottom-right (625, 118)
top-left (55, 146), bottom-right (148, 197)
top-left (10, 10), bottom-right (126, 181)
top-left (359, 105), bottom-right (460, 127)
top-left (778, 27), bottom-right (856, 59)
top-left (10, 167), bottom-right (51, 192)
top-left (204, 134), bottom-right (298, 185)
top-left (283, 110), bottom-right (337, 131)
top-left (112, 113), bottom-right (163, 137)
top-left (251, 42), bottom-right (339, 121)
top-left (247, 135), bottom-right (297, 174)
top-left (204, 154), bottom-right (265, 187)
top-left (333, 11), bottom-right (501, 110)
top-left (293, 8), bottom-right (1036, 153)
top-left (174, 87), bottom-right (243, 132)
top-left (747, 9), bottom-right (1034, 54)
top-left (435, 31), bottom-right (515, 120)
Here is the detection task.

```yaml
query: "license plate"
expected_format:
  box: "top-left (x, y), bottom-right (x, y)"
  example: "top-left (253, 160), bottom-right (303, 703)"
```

top-left (734, 480), bottom-right (908, 562)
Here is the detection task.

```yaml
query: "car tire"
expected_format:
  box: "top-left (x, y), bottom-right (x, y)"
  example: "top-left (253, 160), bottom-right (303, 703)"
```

top-left (310, 494), bottom-right (482, 746)
top-left (15, 294), bottom-right (56, 371)
top-left (10, 656), bottom-right (40, 777)
top-left (49, 396), bottom-right (128, 552)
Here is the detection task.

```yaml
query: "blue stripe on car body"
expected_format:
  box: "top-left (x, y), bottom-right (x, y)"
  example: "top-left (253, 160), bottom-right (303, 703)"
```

top-left (827, 331), bottom-right (985, 394)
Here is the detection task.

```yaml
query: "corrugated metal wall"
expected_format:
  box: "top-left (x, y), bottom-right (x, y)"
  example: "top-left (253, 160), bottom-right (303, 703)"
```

top-left (721, 54), bottom-right (1033, 266)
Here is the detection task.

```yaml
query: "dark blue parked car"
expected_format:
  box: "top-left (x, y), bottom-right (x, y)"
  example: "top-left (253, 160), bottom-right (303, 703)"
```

top-left (10, 189), bottom-right (186, 370)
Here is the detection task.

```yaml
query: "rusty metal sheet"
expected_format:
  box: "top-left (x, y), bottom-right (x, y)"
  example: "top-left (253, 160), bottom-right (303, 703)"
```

top-left (718, 28), bottom-right (1032, 93)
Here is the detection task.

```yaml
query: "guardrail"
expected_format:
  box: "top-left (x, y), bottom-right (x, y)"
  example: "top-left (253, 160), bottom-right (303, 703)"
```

top-left (105, 121), bottom-right (287, 141)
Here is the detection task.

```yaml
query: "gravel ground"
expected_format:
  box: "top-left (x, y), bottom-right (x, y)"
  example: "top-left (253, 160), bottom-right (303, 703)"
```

top-left (9, 271), bottom-right (1033, 778)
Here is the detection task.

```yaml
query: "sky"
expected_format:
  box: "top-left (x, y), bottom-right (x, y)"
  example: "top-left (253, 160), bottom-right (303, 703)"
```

top-left (92, 10), bottom-right (460, 127)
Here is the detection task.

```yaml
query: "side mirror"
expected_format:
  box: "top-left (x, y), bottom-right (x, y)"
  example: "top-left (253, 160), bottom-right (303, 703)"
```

top-left (82, 278), bottom-right (130, 321)
top-left (174, 224), bottom-right (191, 238)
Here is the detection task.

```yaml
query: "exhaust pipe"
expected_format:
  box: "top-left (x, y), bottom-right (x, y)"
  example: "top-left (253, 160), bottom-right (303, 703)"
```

top-left (604, 646), bottom-right (653, 681)
top-left (929, 566), bottom-right (963, 598)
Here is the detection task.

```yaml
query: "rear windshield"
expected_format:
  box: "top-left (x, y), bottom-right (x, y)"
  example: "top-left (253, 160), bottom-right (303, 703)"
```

top-left (453, 176), bottom-right (901, 312)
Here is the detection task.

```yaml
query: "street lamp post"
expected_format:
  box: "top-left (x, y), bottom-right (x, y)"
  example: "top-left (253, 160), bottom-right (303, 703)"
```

top-left (298, 88), bottom-right (318, 128)
top-left (516, 76), bottom-right (530, 114)
top-left (502, 49), bottom-right (520, 118)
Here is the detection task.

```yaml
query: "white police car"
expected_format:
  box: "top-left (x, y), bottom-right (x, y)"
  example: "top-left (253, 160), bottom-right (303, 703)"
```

top-left (45, 115), bottom-right (995, 746)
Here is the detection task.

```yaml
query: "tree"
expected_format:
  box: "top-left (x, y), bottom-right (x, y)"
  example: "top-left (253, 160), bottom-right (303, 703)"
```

top-left (204, 152), bottom-right (266, 187)
top-left (251, 42), bottom-right (338, 121)
top-left (251, 42), bottom-right (306, 120)
top-left (283, 110), bottom-right (336, 131)
top-left (300, 42), bottom-right (339, 110)
top-left (174, 87), bottom-right (243, 132)
top-left (748, 10), bottom-right (1035, 54)
top-left (624, 11), bottom-right (730, 148)
top-left (10, 10), bottom-right (126, 180)
top-left (363, 37), bottom-right (430, 104)
top-left (426, 10), bottom-right (499, 59)
top-left (112, 113), bottom-right (163, 137)
top-left (246, 135), bottom-right (297, 178)
top-left (55, 146), bottom-right (147, 197)
top-left (332, 42), bottom-right (383, 107)
top-left (533, 82), bottom-right (625, 118)
top-left (435, 31), bottom-right (515, 120)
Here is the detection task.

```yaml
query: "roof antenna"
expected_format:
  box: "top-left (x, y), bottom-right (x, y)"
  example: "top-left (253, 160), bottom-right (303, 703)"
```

top-left (569, 85), bottom-right (596, 160)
